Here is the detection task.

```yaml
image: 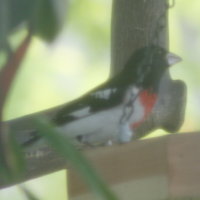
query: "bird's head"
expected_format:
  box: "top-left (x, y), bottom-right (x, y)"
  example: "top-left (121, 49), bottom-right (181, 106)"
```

top-left (123, 45), bottom-right (181, 90)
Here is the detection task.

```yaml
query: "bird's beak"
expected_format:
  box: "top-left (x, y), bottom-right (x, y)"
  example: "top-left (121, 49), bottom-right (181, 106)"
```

top-left (166, 52), bottom-right (182, 66)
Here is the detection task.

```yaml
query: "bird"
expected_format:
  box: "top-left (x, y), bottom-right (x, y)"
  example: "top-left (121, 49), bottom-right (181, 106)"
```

top-left (20, 45), bottom-right (181, 147)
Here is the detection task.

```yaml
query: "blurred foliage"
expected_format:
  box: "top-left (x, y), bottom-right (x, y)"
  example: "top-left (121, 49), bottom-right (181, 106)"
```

top-left (1, 1), bottom-right (112, 200)
top-left (0, 0), bottom-right (67, 52)
top-left (0, 127), bottom-right (25, 183)
top-left (33, 0), bottom-right (67, 41)
top-left (20, 186), bottom-right (40, 200)
top-left (0, 0), bottom-right (200, 200)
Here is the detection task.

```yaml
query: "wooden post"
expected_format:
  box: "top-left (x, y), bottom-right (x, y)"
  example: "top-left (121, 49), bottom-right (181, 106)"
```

top-left (110, 0), bottom-right (168, 76)
top-left (68, 132), bottom-right (200, 199)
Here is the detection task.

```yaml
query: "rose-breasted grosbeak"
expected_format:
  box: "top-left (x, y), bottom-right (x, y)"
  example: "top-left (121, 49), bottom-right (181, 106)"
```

top-left (13, 45), bottom-right (181, 148)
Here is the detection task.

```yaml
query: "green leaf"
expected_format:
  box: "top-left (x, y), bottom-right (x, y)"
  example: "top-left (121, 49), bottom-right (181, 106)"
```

top-left (0, 150), bottom-right (11, 183)
top-left (9, 0), bottom-right (35, 29)
top-left (8, 129), bottom-right (26, 178)
top-left (0, 0), bottom-right (67, 48)
top-left (33, 0), bottom-right (67, 41)
top-left (20, 186), bottom-right (40, 200)
top-left (0, 125), bottom-right (25, 183)
top-left (34, 117), bottom-right (119, 200)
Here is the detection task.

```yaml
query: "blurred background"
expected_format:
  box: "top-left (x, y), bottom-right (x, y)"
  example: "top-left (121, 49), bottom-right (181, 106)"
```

top-left (0, 0), bottom-right (199, 199)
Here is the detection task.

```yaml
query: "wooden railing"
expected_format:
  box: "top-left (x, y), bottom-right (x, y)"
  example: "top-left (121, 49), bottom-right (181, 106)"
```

top-left (68, 132), bottom-right (200, 200)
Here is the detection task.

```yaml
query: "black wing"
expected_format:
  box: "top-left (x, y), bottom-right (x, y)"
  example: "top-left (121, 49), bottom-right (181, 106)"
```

top-left (53, 81), bottom-right (126, 125)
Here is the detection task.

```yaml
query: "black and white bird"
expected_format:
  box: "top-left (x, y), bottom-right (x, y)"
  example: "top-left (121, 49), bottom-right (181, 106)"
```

top-left (13, 45), bottom-right (181, 148)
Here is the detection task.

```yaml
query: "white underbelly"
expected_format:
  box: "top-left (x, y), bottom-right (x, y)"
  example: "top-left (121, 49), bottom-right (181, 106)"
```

top-left (58, 106), bottom-right (122, 143)
top-left (58, 95), bottom-right (144, 144)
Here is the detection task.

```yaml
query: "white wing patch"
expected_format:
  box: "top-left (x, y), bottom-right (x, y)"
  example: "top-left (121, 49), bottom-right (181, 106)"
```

top-left (70, 106), bottom-right (90, 118)
top-left (92, 88), bottom-right (117, 99)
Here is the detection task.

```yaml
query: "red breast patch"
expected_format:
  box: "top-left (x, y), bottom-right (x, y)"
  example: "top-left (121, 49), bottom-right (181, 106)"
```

top-left (131, 90), bottom-right (157, 129)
